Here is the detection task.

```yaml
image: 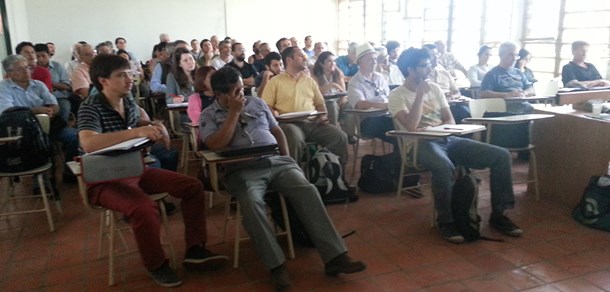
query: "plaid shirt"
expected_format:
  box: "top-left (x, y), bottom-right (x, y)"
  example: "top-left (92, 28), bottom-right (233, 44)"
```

top-left (77, 93), bottom-right (140, 134)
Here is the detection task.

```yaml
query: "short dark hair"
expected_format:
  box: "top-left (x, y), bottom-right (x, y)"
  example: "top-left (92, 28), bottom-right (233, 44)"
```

top-left (281, 46), bottom-right (297, 66)
top-left (33, 43), bottom-right (49, 54)
top-left (477, 45), bottom-right (492, 57)
top-left (231, 42), bottom-right (243, 52)
top-left (114, 37), bottom-right (126, 45)
top-left (200, 39), bottom-right (210, 49)
top-left (15, 41), bottom-right (34, 54)
top-left (211, 66), bottom-right (241, 95)
top-left (276, 37), bottom-right (288, 51)
top-left (423, 44), bottom-right (436, 51)
top-left (397, 47), bottom-right (430, 77)
top-left (518, 48), bottom-right (530, 60)
top-left (90, 54), bottom-right (131, 91)
top-left (116, 49), bottom-right (130, 58)
top-left (385, 40), bottom-right (400, 53)
top-left (264, 52), bottom-right (281, 67)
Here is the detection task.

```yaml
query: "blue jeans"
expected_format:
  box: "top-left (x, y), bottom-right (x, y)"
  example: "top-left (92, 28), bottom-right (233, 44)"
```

top-left (360, 115), bottom-right (396, 149)
top-left (416, 136), bottom-right (515, 224)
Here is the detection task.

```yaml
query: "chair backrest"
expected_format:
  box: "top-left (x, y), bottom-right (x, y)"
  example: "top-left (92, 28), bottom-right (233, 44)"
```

top-left (35, 114), bottom-right (50, 134)
top-left (468, 98), bottom-right (507, 118)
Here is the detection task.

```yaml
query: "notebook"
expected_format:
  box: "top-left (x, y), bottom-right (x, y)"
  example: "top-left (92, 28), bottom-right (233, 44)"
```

top-left (215, 142), bottom-right (279, 157)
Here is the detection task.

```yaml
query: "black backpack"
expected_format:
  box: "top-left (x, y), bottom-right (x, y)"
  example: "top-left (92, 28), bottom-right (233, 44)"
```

top-left (358, 152), bottom-right (420, 194)
top-left (308, 148), bottom-right (357, 204)
top-left (0, 107), bottom-right (54, 172)
top-left (573, 176), bottom-right (610, 231)
top-left (451, 167), bottom-right (481, 242)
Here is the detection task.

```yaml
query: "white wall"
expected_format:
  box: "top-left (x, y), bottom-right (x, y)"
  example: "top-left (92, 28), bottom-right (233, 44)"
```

top-left (7, 0), bottom-right (338, 65)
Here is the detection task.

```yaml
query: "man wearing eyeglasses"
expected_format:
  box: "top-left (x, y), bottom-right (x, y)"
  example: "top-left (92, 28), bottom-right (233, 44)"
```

top-left (225, 42), bottom-right (259, 96)
top-left (346, 43), bottom-right (396, 149)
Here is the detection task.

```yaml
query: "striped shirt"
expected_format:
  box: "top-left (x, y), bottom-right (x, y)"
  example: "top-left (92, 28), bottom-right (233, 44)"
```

top-left (77, 93), bottom-right (140, 134)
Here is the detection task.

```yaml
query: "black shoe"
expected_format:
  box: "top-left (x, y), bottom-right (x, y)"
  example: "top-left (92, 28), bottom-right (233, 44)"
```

top-left (183, 245), bottom-right (228, 270)
top-left (62, 173), bottom-right (77, 184)
top-left (271, 264), bottom-right (292, 291)
top-left (324, 253), bottom-right (367, 276)
top-left (489, 214), bottom-right (523, 237)
top-left (147, 260), bottom-right (182, 288)
top-left (322, 191), bottom-right (359, 205)
top-left (163, 200), bottom-right (177, 216)
top-left (439, 223), bottom-right (465, 243)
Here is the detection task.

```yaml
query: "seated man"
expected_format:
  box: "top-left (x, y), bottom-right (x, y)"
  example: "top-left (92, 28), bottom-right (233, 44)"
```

top-left (225, 42), bottom-right (259, 96)
top-left (423, 44), bottom-right (470, 123)
top-left (561, 40), bottom-right (610, 89)
top-left (34, 43), bottom-right (72, 123)
top-left (70, 43), bottom-right (95, 100)
top-left (434, 40), bottom-right (467, 77)
top-left (149, 42), bottom-right (171, 94)
top-left (255, 52), bottom-right (282, 97)
top-left (210, 40), bottom-right (233, 70)
top-left (77, 54), bottom-right (226, 288)
top-left (16, 41), bottom-right (52, 91)
top-left (388, 48), bottom-right (523, 243)
top-left (200, 66), bottom-right (366, 290)
top-left (346, 43), bottom-right (396, 149)
top-left (335, 42), bottom-right (359, 80)
top-left (0, 54), bottom-right (79, 183)
top-left (261, 47), bottom-right (348, 168)
top-left (480, 41), bottom-right (535, 114)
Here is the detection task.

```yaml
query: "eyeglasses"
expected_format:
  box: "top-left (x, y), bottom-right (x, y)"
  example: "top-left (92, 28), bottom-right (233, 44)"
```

top-left (416, 63), bottom-right (432, 68)
top-left (9, 66), bottom-right (30, 72)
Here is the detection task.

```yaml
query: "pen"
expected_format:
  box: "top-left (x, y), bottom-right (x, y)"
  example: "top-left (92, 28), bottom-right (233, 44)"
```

top-left (443, 127), bottom-right (462, 130)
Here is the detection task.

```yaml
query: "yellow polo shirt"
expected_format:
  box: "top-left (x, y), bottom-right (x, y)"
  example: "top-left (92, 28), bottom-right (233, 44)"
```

top-left (261, 72), bottom-right (325, 114)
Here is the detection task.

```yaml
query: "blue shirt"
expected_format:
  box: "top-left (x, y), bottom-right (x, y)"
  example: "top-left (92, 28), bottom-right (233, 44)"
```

top-left (0, 79), bottom-right (58, 114)
top-left (335, 55), bottom-right (359, 77)
top-left (47, 60), bottom-right (71, 99)
top-left (481, 66), bottom-right (532, 93)
top-left (199, 96), bottom-right (278, 147)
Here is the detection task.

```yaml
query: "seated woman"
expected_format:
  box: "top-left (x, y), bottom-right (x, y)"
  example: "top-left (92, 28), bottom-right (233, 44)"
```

top-left (166, 47), bottom-right (196, 105)
top-left (467, 45), bottom-right (492, 88)
top-left (515, 49), bottom-right (537, 84)
top-left (312, 51), bottom-right (346, 126)
top-left (187, 66), bottom-right (216, 123)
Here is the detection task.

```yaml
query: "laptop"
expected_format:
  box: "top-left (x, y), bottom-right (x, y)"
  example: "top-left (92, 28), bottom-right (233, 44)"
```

top-left (215, 142), bottom-right (279, 157)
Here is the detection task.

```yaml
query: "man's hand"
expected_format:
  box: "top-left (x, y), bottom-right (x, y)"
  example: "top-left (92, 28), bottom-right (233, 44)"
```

top-left (416, 79), bottom-right (432, 96)
top-left (317, 114), bottom-right (330, 124)
top-left (32, 106), bottom-right (55, 118)
top-left (137, 123), bottom-right (168, 147)
top-left (504, 90), bottom-right (525, 98)
top-left (227, 91), bottom-right (246, 114)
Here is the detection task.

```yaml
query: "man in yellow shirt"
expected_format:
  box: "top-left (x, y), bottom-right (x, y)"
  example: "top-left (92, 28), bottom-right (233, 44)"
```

top-left (262, 46), bottom-right (348, 167)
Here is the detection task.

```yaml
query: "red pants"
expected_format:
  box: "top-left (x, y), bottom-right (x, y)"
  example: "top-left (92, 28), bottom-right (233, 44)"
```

top-left (88, 167), bottom-right (207, 270)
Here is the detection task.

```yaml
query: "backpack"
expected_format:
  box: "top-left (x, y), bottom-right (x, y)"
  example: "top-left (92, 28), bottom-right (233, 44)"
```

top-left (0, 107), bottom-right (54, 172)
top-left (451, 167), bottom-right (482, 242)
top-left (308, 148), bottom-right (357, 205)
top-left (358, 152), bottom-right (420, 194)
top-left (572, 176), bottom-right (610, 231)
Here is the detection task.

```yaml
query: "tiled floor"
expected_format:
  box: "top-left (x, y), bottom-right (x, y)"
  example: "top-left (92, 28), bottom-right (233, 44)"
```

top-left (2, 142), bottom-right (610, 291)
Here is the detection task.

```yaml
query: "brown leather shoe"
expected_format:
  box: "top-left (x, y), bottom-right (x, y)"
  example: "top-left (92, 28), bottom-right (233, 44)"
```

top-left (324, 253), bottom-right (367, 276)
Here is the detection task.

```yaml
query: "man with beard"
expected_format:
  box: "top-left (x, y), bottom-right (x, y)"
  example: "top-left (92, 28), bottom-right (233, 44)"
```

top-left (225, 42), bottom-right (259, 96)
top-left (256, 52), bottom-right (282, 96)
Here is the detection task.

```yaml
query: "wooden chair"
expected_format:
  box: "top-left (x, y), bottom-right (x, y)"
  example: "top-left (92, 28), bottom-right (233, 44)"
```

top-left (0, 114), bottom-right (61, 232)
top-left (66, 160), bottom-right (175, 286)
top-left (168, 108), bottom-right (200, 175)
top-left (199, 150), bottom-right (295, 268)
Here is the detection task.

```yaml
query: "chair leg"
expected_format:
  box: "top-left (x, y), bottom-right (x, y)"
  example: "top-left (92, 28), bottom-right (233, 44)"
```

top-left (158, 200), bottom-right (175, 268)
top-left (181, 134), bottom-right (189, 175)
top-left (233, 202), bottom-right (241, 269)
top-left (396, 164), bottom-right (406, 198)
top-left (98, 212), bottom-right (105, 259)
top-left (351, 139), bottom-right (359, 182)
top-left (108, 211), bottom-right (116, 286)
top-left (278, 194), bottom-right (295, 259)
top-left (37, 174), bottom-right (55, 232)
top-left (529, 149), bottom-right (540, 201)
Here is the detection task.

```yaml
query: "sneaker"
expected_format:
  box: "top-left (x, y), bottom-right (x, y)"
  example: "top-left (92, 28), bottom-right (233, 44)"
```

top-left (271, 264), bottom-right (292, 291)
top-left (147, 260), bottom-right (182, 288)
top-left (439, 223), bottom-right (465, 243)
top-left (489, 214), bottom-right (523, 237)
top-left (324, 253), bottom-right (367, 276)
top-left (183, 245), bottom-right (228, 270)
